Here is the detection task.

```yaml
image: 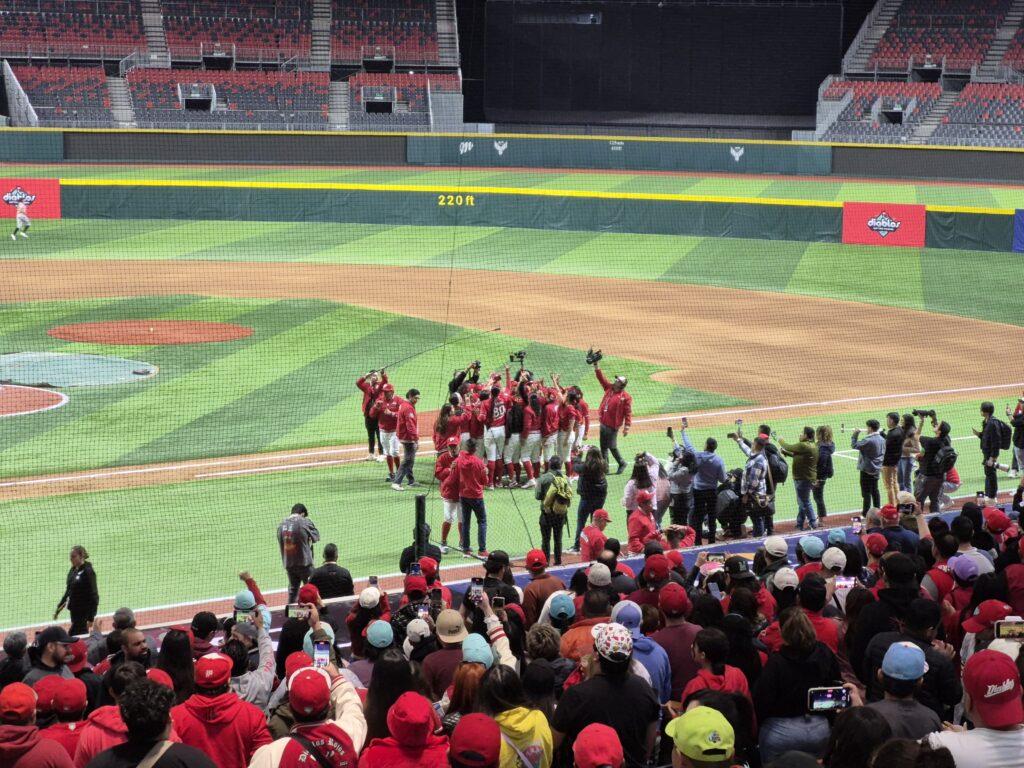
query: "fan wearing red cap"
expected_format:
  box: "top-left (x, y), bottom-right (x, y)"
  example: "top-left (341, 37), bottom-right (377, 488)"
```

top-left (926, 649), bottom-right (1024, 763)
top-left (523, 550), bottom-right (566, 628)
top-left (450, 713), bottom-right (501, 768)
top-left (0, 681), bottom-right (79, 767)
top-left (38, 677), bottom-right (88, 759)
top-left (573, 723), bottom-right (624, 768)
top-left (579, 509), bottom-right (612, 562)
top-left (651, 584), bottom-right (701, 702)
top-left (627, 490), bottom-right (668, 555)
top-left (357, 691), bottom-right (449, 768)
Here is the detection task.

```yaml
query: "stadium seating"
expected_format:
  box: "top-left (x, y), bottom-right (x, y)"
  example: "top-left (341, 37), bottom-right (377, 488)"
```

top-left (12, 65), bottom-right (113, 124)
top-left (331, 0), bottom-right (438, 64)
top-left (819, 80), bottom-right (941, 143)
top-left (347, 72), bottom-right (457, 129)
top-left (0, 2), bottom-right (144, 58)
top-left (127, 69), bottom-right (328, 128)
top-left (930, 83), bottom-right (1024, 146)
top-left (162, 1), bottom-right (311, 61)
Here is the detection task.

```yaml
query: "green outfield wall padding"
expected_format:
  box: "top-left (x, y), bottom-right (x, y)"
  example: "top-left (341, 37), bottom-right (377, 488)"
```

top-left (407, 136), bottom-right (833, 176)
top-left (61, 183), bottom-right (843, 243)
top-left (0, 131), bottom-right (62, 162)
top-left (925, 211), bottom-right (1014, 252)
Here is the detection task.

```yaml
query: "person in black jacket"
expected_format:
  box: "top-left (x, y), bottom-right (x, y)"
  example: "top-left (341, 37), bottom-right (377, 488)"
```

top-left (916, 418), bottom-right (952, 514)
top-left (55, 545), bottom-right (98, 635)
top-left (308, 543), bottom-right (354, 599)
top-left (882, 412), bottom-right (904, 507)
top-left (974, 402), bottom-right (1002, 499)
top-left (813, 425), bottom-right (835, 520)
top-left (570, 445), bottom-right (608, 553)
top-left (0, 632), bottom-right (29, 691)
top-left (849, 553), bottom-right (920, 680)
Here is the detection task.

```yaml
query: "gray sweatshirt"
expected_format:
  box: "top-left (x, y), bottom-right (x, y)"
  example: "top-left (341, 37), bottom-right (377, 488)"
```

top-left (277, 513), bottom-right (320, 568)
top-left (230, 627), bottom-right (275, 710)
top-left (851, 431), bottom-right (885, 476)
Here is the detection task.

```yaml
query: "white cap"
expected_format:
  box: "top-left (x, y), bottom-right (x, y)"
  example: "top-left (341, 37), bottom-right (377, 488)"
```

top-left (588, 563), bottom-right (612, 587)
top-left (773, 568), bottom-right (799, 590)
top-left (359, 586), bottom-right (381, 609)
top-left (822, 547), bottom-right (847, 572)
top-left (405, 618), bottom-right (431, 644)
top-left (764, 536), bottom-right (788, 558)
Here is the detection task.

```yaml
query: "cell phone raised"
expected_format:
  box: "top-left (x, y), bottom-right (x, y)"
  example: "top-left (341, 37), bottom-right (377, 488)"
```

top-left (707, 554), bottom-right (725, 563)
top-left (285, 604), bottom-right (309, 620)
top-left (234, 610), bottom-right (253, 625)
top-left (368, 575), bottom-right (379, 587)
top-left (430, 587), bottom-right (443, 602)
top-left (994, 618), bottom-right (1024, 640)
top-left (807, 686), bottom-right (852, 712)
top-left (313, 640), bottom-right (330, 669)
top-left (492, 596), bottom-right (506, 609)
top-left (851, 516), bottom-right (863, 535)
top-left (470, 577), bottom-right (484, 603)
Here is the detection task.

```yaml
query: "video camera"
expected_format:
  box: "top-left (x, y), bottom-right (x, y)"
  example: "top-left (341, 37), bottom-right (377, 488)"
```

top-left (912, 409), bottom-right (937, 419)
top-left (470, 360), bottom-right (481, 370)
top-left (585, 348), bottom-right (603, 366)
top-left (509, 350), bottom-right (526, 364)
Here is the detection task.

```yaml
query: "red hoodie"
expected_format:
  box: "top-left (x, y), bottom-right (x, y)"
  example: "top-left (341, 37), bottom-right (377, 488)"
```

top-left (679, 666), bottom-right (752, 703)
top-left (0, 724), bottom-right (73, 767)
top-left (39, 722), bottom-right (84, 760)
top-left (74, 705), bottom-right (182, 767)
top-left (358, 693), bottom-right (449, 768)
top-left (171, 692), bottom-right (272, 768)
top-left (397, 401), bottom-right (418, 443)
top-left (447, 451), bottom-right (488, 500)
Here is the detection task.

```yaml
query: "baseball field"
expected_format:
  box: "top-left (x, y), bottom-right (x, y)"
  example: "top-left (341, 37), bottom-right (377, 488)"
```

top-left (2, 158), bottom-right (1023, 630)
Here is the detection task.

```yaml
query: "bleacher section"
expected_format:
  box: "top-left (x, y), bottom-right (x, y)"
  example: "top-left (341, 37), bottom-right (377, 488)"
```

top-left (347, 72), bottom-right (457, 129)
top-left (127, 69), bottom-right (328, 128)
top-left (0, 1), bottom-right (144, 58)
top-left (11, 64), bottom-right (113, 124)
top-left (163, 1), bottom-right (311, 61)
top-left (930, 83), bottom-right (1024, 145)
top-left (331, 0), bottom-right (438, 65)
top-left (819, 80), bottom-right (941, 143)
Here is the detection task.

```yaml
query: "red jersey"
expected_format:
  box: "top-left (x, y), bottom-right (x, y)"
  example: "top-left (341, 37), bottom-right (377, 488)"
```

top-left (484, 393), bottom-right (512, 429)
top-left (680, 666), bottom-right (752, 703)
top-left (596, 369), bottom-right (632, 430)
top-left (435, 451), bottom-right (458, 501)
top-left (577, 398), bottom-right (591, 437)
top-left (356, 373), bottom-right (387, 416)
top-left (466, 399), bottom-right (485, 438)
top-left (40, 721), bottom-right (83, 758)
top-left (558, 404), bottom-right (580, 432)
top-left (397, 400), bottom-right (419, 443)
top-left (542, 401), bottom-right (561, 437)
top-left (579, 525), bottom-right (607, 561)
top-left (447, 451), bottom-right (488, 499)
top-left (523, 404), bottom-right (541, 434)
top-left (796, 562), bottom-right (824, 582)
top-left (759, 608), bottom-right (839, 654)
top-left (370, 396), bottom-right (400, 432)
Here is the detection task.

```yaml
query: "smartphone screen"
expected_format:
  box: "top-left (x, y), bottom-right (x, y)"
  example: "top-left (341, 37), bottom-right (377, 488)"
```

top-left (313, 641), bottom-right (330, 669)
top-left (851, 516), bottom-right (863, 535)
top-left (708, 583), bottom-right (723, 601)
top-left (286, 604), bottom-right (309, 620)
top-left (417, 605), bottom-right (430, 620)
top-left (368, 575), bottom-right (378, 587)
top-left (994, 619), bottom-right (1024, 639)
top-left (233, 610), bottom-right (252, 625)
top-left (409, 562), bottom-right (422, 576)
top-left (834, 576), bottom-right (855, 591)
top-left (808, 686), bottom-right (852, 712)
top-left (470, 577), bottom-right (484, 603)
top-left (708, 554), bottom-right (725, 563)
top-left (492, 596), bottom-right (506, 609)
top-left (430, 587), bottom-right (443, 602)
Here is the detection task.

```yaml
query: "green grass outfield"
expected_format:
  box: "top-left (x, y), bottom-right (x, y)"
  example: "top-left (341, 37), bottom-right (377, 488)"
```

top-left (7, 163), bottom-right (1024, 207)
top-left (2, 395), bottom-right (1010, 629)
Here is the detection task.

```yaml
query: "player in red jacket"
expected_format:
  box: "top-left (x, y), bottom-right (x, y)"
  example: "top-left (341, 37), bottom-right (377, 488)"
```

top-left (557, 392), bottom-right (581, 479)
top-left (392, 389), bottom-right (421, 491)
top-left (435, 437), bottom-right (462, 553)
top-left (541, 389), bottom-right (563, 472)
top-left (446, 439), bottom-right (490, 556)
top-left (370, 385), bottom-right (402, 481)
top-left (594, 363), bottom-right (632, 474)
top-left (356, 370), bottom-right (387, 463)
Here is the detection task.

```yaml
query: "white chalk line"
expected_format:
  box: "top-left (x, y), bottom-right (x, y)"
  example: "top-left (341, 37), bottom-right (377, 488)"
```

top-left (0, 385), bottom-right (69, 418)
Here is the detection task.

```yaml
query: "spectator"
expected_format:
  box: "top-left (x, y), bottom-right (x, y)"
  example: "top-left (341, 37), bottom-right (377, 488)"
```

top-left (664, 705), bottom-right (735, 768)
top-left (559, 591), bottom-right (612, 663)
top-left (926, 650), bottom-right (1024, 766)
top-left (851, 420), bottom-right (885, 513)
top-left (73, 662), bottom-right (150, 767)
top-left (85, 678), bottom-right (214, 768)
top-left (398, 523), bottom-right (444, 575)
top-left (224, 606), bottom-right (274, 711)
top-left (849, 553), bottom-right (919, 677)
top-left (572, 446), bottom-right (609, 553)
top-left (525, 625), bottom-right (574, 694)
top-left (449, 713), bottom-right (501, 768)
top-left (350, 621), bottom-right (394, 688)
top-left (307, 543), bottom-right (354, 599)
top-left (362, 649), bottom-right (417, 744)
top-left (814, 425), bottom-right (836, 519)
top-left (866, 642), bottom-right (941, 739)
top-left (277, 503), bottom-right (320, 604)
top-left (0, 682), bottom-right (74, 767)
top-left (869, 740), bottom-right (955, 768)
top-left (822, 707), bottom-right (893, 768)
top-left (916, 417), bottom-right (952, 514)
top-left (62, 640), bottom-right (101, 716)
top-left (760, 536), bottom-right (792, 591)
top-left (358, 691), bottom-right (447, 768)
top-left (266, 652), bottom-right (312, 739)
top-left (688, 595), bottom-right (725, 630)
top-left (579, 509), bottom-right (612, 563)
top-left (478, 551), bottom-right (521, 607)
top-left (899, 414), bottom-right (920, 494)
top-left (879, 505), bottom-right (919, 555)
top-left (572, 723), bottom-right (623, 768)
top-left (794, 536), bottom-right (825, 581)
top-left (720, 614), bottom-right (762, 691)
top-left (535, 455), bottom-right (570, 565)
top-left (778, 426), bottom-right (820, 531)
top-left (421, 610), bottom-right (469, 701)
top-left (0, 632), bottom-right (30, 691)
top-left (597, 549), bottom-right (639, 595)
top-left (681, 434), bottom-right (727, 546)
top-left (753, 610), bottom-right (840, 764)
top-left (347, 587), bottom-right (390, 661)
top-left (233, 576), bottom-right (272, 638)
top-left (722, 556), bottom-right (777, 620)
top-left (759, 575), bottom-right (839, 654)
top-left (24, 627), bottom-right (75, 688)
top-left (94, 628), bottom-right (152, 696)
top-left (552, 623), bottom-right (660, 768)
top-left (171, 653), bottom-right (272, 768)
top-left (189, 613), bottom-right (219, 661)
top-left (628, 554), bottom-right (673, 609)
top-left (37, 678), bottom-right (87, 758)
top-left (151, 630), bottom-right (193, 707)
top-left (951, 516), bottom-right (995, 575)
top-left (480, 664), bottom-right (553, 768)
top-left (54, 546), bottom-right (99, 636)
top-left (680, 628), bottom-right (751, 703)
top-left (522, 550), bottom-right (565, 628)
top-left (666, 439), bottom-right (694, 528)
top-left (521, 660), bottom-right (556, 724)
top-left (611, 601), bottom-right (671, 707)
top-left (975, 402), bottom-right (1003, 499)
top-left (651, 583), bottom-right (701, 702)
top-left (403, 619), bottom-right (437, 664)
top-left (921, 533), bottom-right (959, 603)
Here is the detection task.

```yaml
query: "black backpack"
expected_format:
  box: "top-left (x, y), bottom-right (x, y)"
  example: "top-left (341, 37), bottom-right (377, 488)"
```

top-left (995, 418), bottom-right (1013, 451)
top-left (766, 446), bottom-right (788, 485)
top-left (933, 445), bottom-right (958, 475)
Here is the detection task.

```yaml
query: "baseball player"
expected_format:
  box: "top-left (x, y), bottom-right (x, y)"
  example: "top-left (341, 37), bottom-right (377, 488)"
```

top-left (11, 201), bottom-right (29, 240)
top-left (556, 391), bottom-right (581, 479)
top-left (369, 384), bottom-right (401, 481)
top-left (481, 374), bottom-right (512, 490)
top-left (435, 437), bottom-right (462, 553)
top-left (520, 391), bottom-right (543, 489)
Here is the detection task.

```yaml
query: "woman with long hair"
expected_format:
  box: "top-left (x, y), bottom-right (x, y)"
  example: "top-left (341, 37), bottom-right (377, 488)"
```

top-left (363, 648), bottom-right (417, 743)
top-left (720, 613), bottom-right (763, 689)
top-left (480, 664), bottom-right (553, 768)
top-left (570, 446), bottom-right (608, 553)
top-left (621, 453), bottom-right (655, 514)
top-left (814, 425), bottom-right (835, 520)
top-left (155, 629), bottom-right (194, 704)
top-left (900, 413), bottom-right (921, 494)
top-left (440, 660), bottom-right (487, 735)
top-left (680, 627), bottom-right (752, 702)
top-left (689, 595), bottom-right (725, 629)
top-left (55, 545), bottom-right (99, 635)
top-left (822, 707), bottom-right (893, 768)
top-left (434, 403), bottom-right (456, 452)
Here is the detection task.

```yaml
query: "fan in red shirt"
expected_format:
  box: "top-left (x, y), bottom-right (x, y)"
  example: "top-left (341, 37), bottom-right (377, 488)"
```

top-left (680, 627), bottom-right (752, 703)
top-left (446, 439), bottom-right (490, 556)
top-left (391, 389), bottom-right (420, 492)
top-left (370, 385), bottom-right (402, 481)
top-left (355, 370), bottom-right (387, 463)
top-left (593, 362), bottom-right (632, 474)
top-left (580, 509), bottom-right (612, 562)
top-left (757, 576), bottom-right (839, 654)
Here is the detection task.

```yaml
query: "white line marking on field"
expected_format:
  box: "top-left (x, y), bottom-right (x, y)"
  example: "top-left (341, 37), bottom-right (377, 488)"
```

top-left (195, 456), bottom-right (367, 478)
top-left (0, 385), bottom-right (69, 418)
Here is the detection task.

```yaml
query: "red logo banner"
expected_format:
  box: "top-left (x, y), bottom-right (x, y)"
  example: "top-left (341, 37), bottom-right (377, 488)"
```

top-left (1, 178), bottom-right (62, 219)
top-left (842, 202), bottom-right (925, 247)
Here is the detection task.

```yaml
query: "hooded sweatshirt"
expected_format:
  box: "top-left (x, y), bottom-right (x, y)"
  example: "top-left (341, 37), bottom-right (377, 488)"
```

top-left (629, 636), bottom-right (672, 706)
top-left (230, 627), bottom-right (275, 710)
top-left (753, 641), bottom-right (841, 721)
top-left (679, 666), bottom-right (752, 704)
top-left (74, 705), bottom-right (182, 767)
top-left (357, 691), bottom-right (448, 768)
top-left (0, 724), bottom-right (74, 768)
top-left (40, 721), bottom-right (84, 759)
top-left (171, 692), bottom-right (273, 768)
top-left (495, 706), bottom-right (553, 768)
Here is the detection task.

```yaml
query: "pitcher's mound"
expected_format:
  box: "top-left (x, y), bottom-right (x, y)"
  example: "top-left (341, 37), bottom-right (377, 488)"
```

top-left (0, 385), bottom-right (68, 417)
top-left (49, 320), bottom-right (253, 345)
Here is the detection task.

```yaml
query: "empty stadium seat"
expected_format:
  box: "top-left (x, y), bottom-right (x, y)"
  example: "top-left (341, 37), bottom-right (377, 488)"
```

top-left (931, 83), bottom-right (1024, 146)
top-left (331, 0), bottom-right (438, 64)
top-left (12, 65), bottom-right (114, 125)
top-left (820, 80), bottom-right (941, 144)
top-left (0, 2), bottom-right (144, 58)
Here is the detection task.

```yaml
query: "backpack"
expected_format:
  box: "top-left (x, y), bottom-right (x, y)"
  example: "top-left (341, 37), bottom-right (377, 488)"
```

top-left (766, 447), bottom-right (789, 485)
top-left (995, 418), bottom-right (1012, 450)
top-left (933, 445), bottom-right (958, 474)
top-left (543, 474), bottom-right (573, 516)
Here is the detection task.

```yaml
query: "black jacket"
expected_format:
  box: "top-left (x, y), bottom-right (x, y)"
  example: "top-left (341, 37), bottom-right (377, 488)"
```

top-left (399, 543), bottom-right (443, 575)
top-left (753, 641), bottom-right (841, 721)
top-left (919, 435), bottom-right (950, 477)
top-left (573, 459), bottom-right (608, 507)
top-left (0, 656), bottom-right (28, 691)
top-left (1013, 412), bottom-right (1024, 449)
top-left (60, 562), bottom-right (99, 616)
top-left (981, 417), bottom-right (1001, 460)
top-left (308, 562), bottom-right (354, 599)
top-left (883, 426), bottom-right (904, 467)
top-left (863, 631), bottom-right (962, 720)
top-left (850, 587), bottom-right (920, 682)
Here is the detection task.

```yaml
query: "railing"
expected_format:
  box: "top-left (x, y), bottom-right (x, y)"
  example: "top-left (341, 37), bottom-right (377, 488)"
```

top-left (842, 0), bottom-right (884, 73)
top-left (132, 119), bottom-right (331, 130)
top-left (0, 40), bottom-right (141, 60)
top-left (167, 42), bottom-right (307, 62)
top-left (2, 60), bottom-right (38, 127)
top-left (162, 1), bottom-right (308, 20)
top-left (895, 13), bottom-right (1002, 29)
top-left (870, 54), bottom-right (979, 73)
top-left (119, 49), bottom-right (170, 76)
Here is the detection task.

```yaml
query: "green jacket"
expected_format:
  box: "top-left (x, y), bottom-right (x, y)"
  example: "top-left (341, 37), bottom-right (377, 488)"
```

top-left (778, 437), bottom-right (818, 482)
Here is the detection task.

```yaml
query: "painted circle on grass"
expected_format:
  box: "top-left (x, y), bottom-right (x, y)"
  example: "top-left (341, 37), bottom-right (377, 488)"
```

top-left (0, 352), bottom-right (158, 387)
top-left (0, 385), bottom-right (68, 417)
top-left (48, 320), bottom-right (253, 345)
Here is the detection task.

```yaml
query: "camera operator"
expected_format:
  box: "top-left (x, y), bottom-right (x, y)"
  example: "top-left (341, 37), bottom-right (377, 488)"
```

top-left (590, 351), bottom-right (632, 474)
top-left (915, 412), bottom-right (952, 514)
top-left (448, 360), bottom-right (481, 395)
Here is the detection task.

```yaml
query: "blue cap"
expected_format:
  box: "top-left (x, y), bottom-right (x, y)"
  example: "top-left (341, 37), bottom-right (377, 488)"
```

top-left (461, 633), bottom-right (494, 669)
top-left (882, 641), bottom-right (928, 681)
top-left (799, 535), bottom-right (825, 559)
top-left (302, 624), bottom-right (336, 657)
top-left (366, 620), bottom-right (394, 649)
top-left (234, 589), bottom-right (256, 610)
top-left (828, 529), bottom-right (847, 545)
top-left (550, 593), bottom-right (576, 621)
top-left (610, 600), bottom-right (643, 638)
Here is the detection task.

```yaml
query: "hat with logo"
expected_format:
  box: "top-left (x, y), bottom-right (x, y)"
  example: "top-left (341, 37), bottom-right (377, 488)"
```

top-left (724, 556), bottom-right (756, 581)
top-left (665, 705), bottom-right (736, 762)
top-left (526, 549), bottom-right (548, 571)
top-left (35, 626), bottom-right (74, 648)
top-left (962, 600), bottom-right (1015, 634)
top-left (447, 436), bottom-right (460, 447)
top-left (773, 567), bottom-right (800, 591)
top-left (880, 505), bottom-right (901, 523)
top-left (593, 509), bottom-right (612, 522)
top-left (32, 676), bottom-right (63, 714)
top-left (194, 653), bottom-right (232, 689)
top-left (436, 609), bottom-right (468, 643)
top-left (461, 634), bottom-right (494, 669)
top-left (635, 489), bottom-right (655, 506)
top-left (288, 667), bottom-right (332, 717)
top-left (297, 584), bottom-right (321, 606)
top-left (963, 649), bottom-right (1024, 728)
top-left (882, 641), bottom-right (929, 681)
top-left (828, 529), bottom-right (847, 546)
top-left (659, 582), bottom-right (692, 618)
top-left (592, 622), bottom-right (634, 662)
top-left (822, 547), bottom-right (848, 572)
top-left (418, 557), bottom-right (439, 580)
top-left (798, 536), bottom-right (825, 559)
top-left (864, 533), bottom-right (889, 557)
top-left (0, 683), bottom-right (36, 724)
top-left (764, 536), bottom-right (789, 558)
top-left (666, 549), bottom-right (684, 569)
top-left (366, 620), bottom-right (394, 649)
top-left (64, 639), bottom-right (90, 674)
top-left (52, 677), bottom-right (88, 715)
top-left (587, 563), bottom-right (612, 588)
top-left (573, 723), bottom-right (624, 768)
top-left (644, 553), bottom-right (671, 583)
top-left (550, 593), bottom-right (576, 621)
top-left (450, 713), bottom-right (501, 767)
top-left (359, 586), bottom-right (382, 609)
top-left (610, 600), bottom-right (644, 638)
top-left (950, 555), bottom-right (980, 584)
top-left (984, 507), bottom-right (1012, 534)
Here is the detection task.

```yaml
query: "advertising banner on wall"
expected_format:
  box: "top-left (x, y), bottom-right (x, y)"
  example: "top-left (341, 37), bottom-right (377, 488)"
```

top-left (841, 202), bottom-right (925, 247)
top-left (0, 178), bottom-right (62, 220)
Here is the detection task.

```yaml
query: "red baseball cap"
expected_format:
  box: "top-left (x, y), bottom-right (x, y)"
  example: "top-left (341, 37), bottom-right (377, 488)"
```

top-left (404, 574), bottom-right (428, 597)
top-left (32, 676), bottom-right (63, 714)
top-left (593, 509), bottom-right (611, 522)
top-left (526, 549), bottom-right (548, 571)
top-left (447, 436), bottom-right (460, 447)
top-left (418, 557), bottom-right (438, 580)
top-left (0, 683), bottom-right (36, 724)
top-left (297, 583), bottom-right (321, 606)
top-left (635, 489), bottom-right (655, 505)
top-left (962, 600), bottom-right (1015, 634)
top-left (984, 507), bottom-right (1012, 534)
top-left (865, 533), bottom-right (889, 557)
top-left (64, 639), bottom-right (90, 674)
top-left (147, 668), bottom-right (175, 691)
top-left (288, 668), bottom-right (332, 718)
top-left (644, 553), bottom-right (671, 583)
top-left (382, 383), bottom-right (394, 393)
top-left (659, 582), bottom-right (692, 618)
top-left (285, 651), bottom-right (313, 678)
top-left (963, 650), bottom-right (1024, 728)
top-left (194, 653), bottom-right (232, 689)
top-left (665, 549), bottom-right (683, 569)
top-left (573, 723), bottom-right (624, 768)
top-left (52, 678), bottom-right (87, 716)
top-left (879, 505), bottom-right (900, 522)
top-left (450, 713), bottom-right (501, 767)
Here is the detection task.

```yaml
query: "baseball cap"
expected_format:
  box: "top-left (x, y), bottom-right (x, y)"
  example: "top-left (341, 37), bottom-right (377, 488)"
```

top-left (406, 618), bottom-right (431, 645)
top-left (303, 625), bottom-right (335, 659)
top-left (880, 505), bottom-right (901, 523)
top-left (65, 639), bottom-right (89, 674)
top-left (773, 567), bottom-right (799, 591)
top-left (233, 589), bottom-right (256, 611)
top-left (0, 683), bottom-right (36, 724)
top-left (666, 550), bottom-right (684, 569)
top-left (822, 547), bottom-right (847, 572)
top-left (366, 620), bottom-right (394, 649)
top-left (592, 622), bottom-right (633, 662)
top-left (387, 692), bottom-right (438, 747)
top-left (526, 549), bottom-right (548, 571)
top-left (418, 557), bottom-right (438, 580)
top-left (550, 593), bottom-right (576, 621)
top-left (147, 668), bottom-right (174, 691)
top-left (897, 491), bottom-right (917, 506)
top-left (573, 723), bottom-right (624, 768)
top-left (593, 509), bottom-right (612, 522)
top-left (659, 582), bottom-right (692, 618)
top-left (35, 626), bottom-right (74, 647)
top-left (984, 508), bottom-right (1012, 534)
top-left (864, 533), bottom-right (888, 557)
top-left (963, 650), bottom-right (1024, 728)
top-left (233, 621), bottom-right (257, 641)
top-left (881, 641), bottom-right (929, 681)
top-left (447, 436), bottom-right (460, 447)
top-left (644, 553), bottom-right (671, 583)
top-left (988, 639), bottom-right (1023, 661)
top-left (359, 586), bottom-right (382, 609)
top-left (665, 705), bottom-right (735, 762)
top-left (962, 600), bottom-right (1014, 634)
top-left (461, 634), bottom-right (494, 669)
top-left (404, 574), bottom-right (428, 598)
top-left (284, 651), bottom-right (313, 678)
top-left (436, 609), bottom-right (468, 643)
top-left (950, 555), bottom-right (980, 583)
top-left (764, 536), bottom-right (789, 558)
top-left (190, 611), bottom-right (219, 638)
top-left (382, 383), bottom-right (394, 393)
top-left (587, 563), bottom-right (612, 588)
top-left (610, 600), bottom-right (643, 638)
top-left (522, 659), bottom-right (555, 697)
top-left (450, 713), bottom-right (501, 767)
top-left (32, 676), bottom-right (63, 714)
top-left (297, 584), bottom-right (321, 606)
top-left (798, 536), bottom-right (825, 559)
top-left (52, 678), bottom-right (87, 715)
top-left (288, 667), bottom-right (332, 717)
top-left (797, 576), bottom-right (827, 606)
top-left (635, 489), bottom-right (654, 505)
top-left (194, 653), bottom-right (232, 689)
top-left (724, 556), bottom-right (755, 580)
top-left (484, 550), bottom-right (510, 569)
top-left (828, 529), bottom-right (847, 546)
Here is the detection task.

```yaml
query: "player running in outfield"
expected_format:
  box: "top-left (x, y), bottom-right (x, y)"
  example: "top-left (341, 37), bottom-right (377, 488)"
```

top-left (11, 202), bottom-right (30, 240)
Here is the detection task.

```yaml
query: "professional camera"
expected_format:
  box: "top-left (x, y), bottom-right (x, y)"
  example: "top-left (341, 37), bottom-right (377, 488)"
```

top-left (509, 350), bottom-right (527, 364)
top-left (585, 348), bottom-right (603, 365)
top-left (912, 409), bottom-right (937, 419)
top-left (470, 360), bottom-right (481, 370)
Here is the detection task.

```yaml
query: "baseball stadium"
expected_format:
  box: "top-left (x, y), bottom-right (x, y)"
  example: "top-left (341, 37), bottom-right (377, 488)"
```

top-left (1, 1), bottom-right (1024, 765)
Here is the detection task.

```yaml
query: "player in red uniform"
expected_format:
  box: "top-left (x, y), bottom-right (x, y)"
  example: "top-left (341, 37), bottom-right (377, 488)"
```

top-left (541, 387), bottom-right (563, 472)
top-left (520, 389), bottom-right (544, 489)
top-left (557, 391), bottom-right (581, 479)
top-left (392, 389), bottom-right (420, 491)
top-left (435, 437), bottom-right (462, 553)
top-left (356, 370), bottom-right (387, 462)
top-left (369, 384), bottom-right (401, 481)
